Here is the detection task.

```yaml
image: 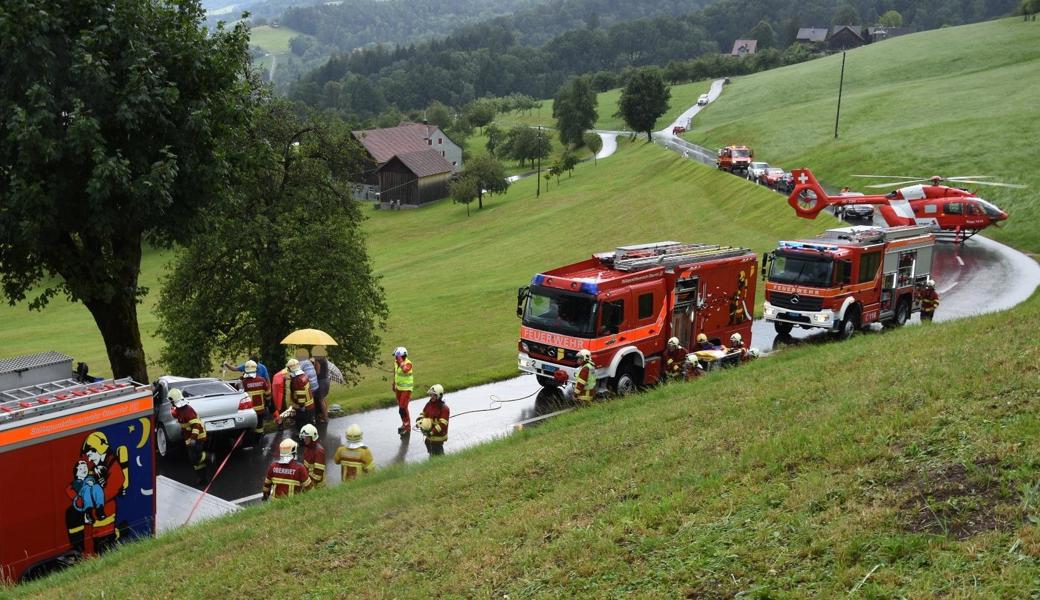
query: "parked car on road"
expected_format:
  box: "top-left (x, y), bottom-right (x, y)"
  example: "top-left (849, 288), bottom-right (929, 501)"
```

top-left (153, 376), bottom-right (258, 458)
top-left (747, 162), bottom-right (770, 183)
top-left (697, 94), bottom-right (710, 106)
top-left (762, 167), bottom-right (789, 190)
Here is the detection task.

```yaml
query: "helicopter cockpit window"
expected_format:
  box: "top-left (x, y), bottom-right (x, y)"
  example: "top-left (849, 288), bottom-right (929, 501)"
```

top-left (976, 199), bottom-right (1004, 218)
top-left (944, 202), bottom-right (963, 215)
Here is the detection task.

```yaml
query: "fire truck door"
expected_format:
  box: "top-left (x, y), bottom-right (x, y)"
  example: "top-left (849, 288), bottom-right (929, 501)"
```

top-left (671, 277), bottom-right (699, 348)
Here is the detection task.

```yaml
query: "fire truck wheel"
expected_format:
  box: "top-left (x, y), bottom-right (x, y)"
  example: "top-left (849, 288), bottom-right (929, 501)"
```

top-left (536, 375), bottom-right (560, 389)
top-left (892, 297), bottom-right (911, 327)
top-left (773, 321), bottom-right (794, 336)
top-left (837, 308), bottom-right (860, 340)
top-left (610, 364), bottom-right (641, 396)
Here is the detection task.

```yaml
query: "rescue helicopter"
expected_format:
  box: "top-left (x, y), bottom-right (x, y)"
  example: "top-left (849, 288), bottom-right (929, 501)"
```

top-left (785, 168), bottom-right (1024, 243)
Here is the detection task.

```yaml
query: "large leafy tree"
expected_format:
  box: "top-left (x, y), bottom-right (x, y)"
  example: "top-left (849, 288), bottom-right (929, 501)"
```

top-left (0, 0), bottom-right (253, 382)
top-left (552, 76), bottom-right (598, 146)
top-left (616, 69), bottom-right (671, 141)
top-left (156, 100), bottom-right (388, 380)
top-left (460, 155), bottom-right (509, 209)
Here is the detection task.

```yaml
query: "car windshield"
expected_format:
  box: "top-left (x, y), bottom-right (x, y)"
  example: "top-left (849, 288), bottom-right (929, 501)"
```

top-left (522, 286), bottom-right (598, 337)
top-left (769, 253), bottom-right (834, 287)
top-left (750, 162), bottom-right (768, 170)
top-left (767, 168), bottom-right (785, 176)
top-left (733, 149), bottom-right (751, 158)
top-left (173, 380), bottom-right (234, 398)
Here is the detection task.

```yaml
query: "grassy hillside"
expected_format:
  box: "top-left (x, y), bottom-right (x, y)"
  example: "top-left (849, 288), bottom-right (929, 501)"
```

top-left (248, 24), bottom-right (302, 54)
top-left (497, 79), bottom-right (713, 132)
top-left (688, 18), bottom-right (1040, 254)
top-left (0, 143), bottom-right (827, 412)
top-left (15, 289), bottom-right (1040, 598)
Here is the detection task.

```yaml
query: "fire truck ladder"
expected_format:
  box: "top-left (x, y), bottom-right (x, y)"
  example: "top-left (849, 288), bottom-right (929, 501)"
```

top-left (820, 225), bottom-right (933, 244)
top-left (610, 241), bottom-right (751, 272)
top-left (0, 378), bottom-right (140, 424)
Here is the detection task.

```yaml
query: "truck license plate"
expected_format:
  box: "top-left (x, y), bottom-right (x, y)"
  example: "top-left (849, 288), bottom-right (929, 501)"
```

top-left (207, 419), bottom-right (235, 431)
top-left (542, 365), bottom-right (557, 375)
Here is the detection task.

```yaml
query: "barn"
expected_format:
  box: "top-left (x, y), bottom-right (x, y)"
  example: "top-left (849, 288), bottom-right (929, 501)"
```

top-left (376, 150), bottom-right (455, 207)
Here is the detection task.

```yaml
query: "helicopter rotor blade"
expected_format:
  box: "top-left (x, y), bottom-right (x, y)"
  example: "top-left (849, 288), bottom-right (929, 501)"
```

top-left (954, 179), bottom-right (1027, 189)
top-left (945, 176), bottom-right (995, 180)
top-left (863, 180), bottom-right (929, 189)
top-left (851, 174), bottom-right (928, 180)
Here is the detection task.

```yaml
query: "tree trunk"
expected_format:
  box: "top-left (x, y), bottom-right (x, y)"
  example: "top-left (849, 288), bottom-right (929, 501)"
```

top-left (260, 332), bottom-right (287, 380)
top-left (85, 292), bottom-right (148, 383)
top-left (478, 190), bottom-right (484, 210)
top-left (645, 130), bottom-right (653, 141)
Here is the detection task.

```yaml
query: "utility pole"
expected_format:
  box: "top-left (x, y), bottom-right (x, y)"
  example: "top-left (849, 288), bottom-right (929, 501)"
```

top-left (834, 51), bottom-right (846, 139)
top-left (536, 126), bottom-right (542, 198)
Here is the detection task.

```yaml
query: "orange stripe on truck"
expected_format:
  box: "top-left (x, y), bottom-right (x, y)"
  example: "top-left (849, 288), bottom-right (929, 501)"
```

top-left (0, 394), bottom-right (152, 448)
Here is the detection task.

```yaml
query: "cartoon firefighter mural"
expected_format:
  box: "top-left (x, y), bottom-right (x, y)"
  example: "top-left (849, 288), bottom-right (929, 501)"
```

top-left (64, 430), bottom-right (130, 555)
top-left (729, 267), bottom-right (754, 325)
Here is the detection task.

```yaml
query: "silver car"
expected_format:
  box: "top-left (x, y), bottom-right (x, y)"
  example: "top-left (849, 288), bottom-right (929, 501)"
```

top-left (153, 376), bottom-right (258, 458)
top-left (747, 162), bottom-right (770, 183)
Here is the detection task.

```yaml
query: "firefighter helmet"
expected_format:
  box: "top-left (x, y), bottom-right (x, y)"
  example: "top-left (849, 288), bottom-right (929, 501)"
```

top-left (168, 387), bottom-right (187, 408)
top-left (82, 431), bottom-right (109, 455)
top-left (577, 349), bottom-right (592, 362)
top-left (730, 332), bottom-right (743, 346)
top-left (428, 384), bottom-right (444, 399)
top-left (419, 417), bottom-right (433, 433)
top-left (286, 358), bottom-right (301, 375)
top-left (278, 438), bottom-right (297, 463)
top-left (667, 337), bottom-right (680, 349)
top-left (696, 333), bottom-right (708, 343)
top-left (244, 360), bottom-right (258, 375)
top-left (393, 346), bottom-right (408, 358)
top-left (926, 278), bottom-right (936, 287)
top-left (749, 348), bottom-right (761, 359)
top-left (345, 423), bottom-right (363, 444)
top-left (299, 424), bottom-right (319, 443)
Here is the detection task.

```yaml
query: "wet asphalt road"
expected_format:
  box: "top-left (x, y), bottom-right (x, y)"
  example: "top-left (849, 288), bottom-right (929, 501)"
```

top-left (159, 229), bottom-right (1040, 503)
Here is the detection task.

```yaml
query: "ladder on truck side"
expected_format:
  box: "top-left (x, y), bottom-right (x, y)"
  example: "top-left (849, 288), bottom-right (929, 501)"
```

top-left (607, 241), bottom-right (751, 272)
top-left (0, 378), bottom-right (139, 425)
top-left (820, 225), bottom-right (933, 245)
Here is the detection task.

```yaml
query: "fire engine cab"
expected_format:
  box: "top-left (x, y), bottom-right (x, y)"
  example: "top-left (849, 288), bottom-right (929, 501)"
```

top-left (517, 241), bottom-right (758, 395)
top-left (716, 145), bottom-right (753, 174)
top-left (762, 225), bottom-right (935, 338)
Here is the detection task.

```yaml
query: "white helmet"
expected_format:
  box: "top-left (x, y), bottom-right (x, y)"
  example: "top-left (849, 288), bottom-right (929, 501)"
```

top-left (346, 423), bottom-right (364, 448)
top-left (393, 346), bottom-right (408, 358)
top-left (577, 349), bottom-right (592, 362)
top-left (748, 348), bottom-right (761, 359)
top-left (286, 358), bottom-right (301, 375)
top-left (243, 359), bottom-right (258, 376)
top-left (278, 438), bottom-right (297, 464)
top-left (299, 424), bottom-right (319, 443)
top-left (730, 332), bottom-right (743, 346)
top-left (428, 384), bottom-right (444, 399)
top-left (169, 388), bottom-right (188, 408)
top-left (667, 337), bottom-right (680, 349)
top-left (926, 278), bottom-right (936, 287)
top-left (696, 333), bottom-right (708, 343)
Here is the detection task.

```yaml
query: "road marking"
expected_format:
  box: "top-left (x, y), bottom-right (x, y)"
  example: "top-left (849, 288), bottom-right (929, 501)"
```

top-left (938, 281), bottom-right (958, 295)
top-left (229, 492), bottom-right (263, 505)
top-left (956, 256), bottom-right (964, 266)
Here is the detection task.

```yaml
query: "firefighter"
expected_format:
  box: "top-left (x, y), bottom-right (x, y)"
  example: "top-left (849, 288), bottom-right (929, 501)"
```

top-left (262, 439), bottom-right (313, 500)
top-left (287, 358), bottom-right (314, 431)
top-left (573, 349), bottom-right (596, 406)
top-left (392, 346), bottom-right (414, 435)
top-left (695, 333), bottom-right (718, 351)
top-left (920, 279), bottom-right (940, 322)
top-left (729, 271), bottom-right (749, 325)
top-left (65, 431), bottom-right (127, 555)
top-left (170, 388), bottom-right (209, 486)
top-left (240, 360), bottom-right (269, 436)
top-left (417, 384), bottom-right (450, 456)
top-left (729, 332), bottom-right (751, 362)
top-left (664, 337), bottom-right (689, 381)
top-left (299, 424), bottom-right (326, 488)
top-left (334, 423), bottom-right (375, 480)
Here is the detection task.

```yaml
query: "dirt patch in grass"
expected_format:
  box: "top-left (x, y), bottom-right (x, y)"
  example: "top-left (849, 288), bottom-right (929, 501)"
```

top-left (897, 458), bottom-right (1016, 540)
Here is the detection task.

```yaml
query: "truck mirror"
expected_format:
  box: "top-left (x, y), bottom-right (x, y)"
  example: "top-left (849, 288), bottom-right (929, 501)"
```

top-left (516, 286), bottom-right (529, 318)
top-left (760, 253), bottom-right (770, 280)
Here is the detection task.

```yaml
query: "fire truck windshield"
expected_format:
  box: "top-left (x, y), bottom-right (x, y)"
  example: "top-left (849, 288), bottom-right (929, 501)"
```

top-left (769, 253), bottom-right (834, 287)
top-left (733, 148), bottom-right (751, 158)
top-left (522, 286), bottom-right (598, 337)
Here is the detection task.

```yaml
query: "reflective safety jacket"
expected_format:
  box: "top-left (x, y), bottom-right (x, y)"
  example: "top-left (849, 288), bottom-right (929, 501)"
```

top-left (290, 372), bottom-right (313, 409)
top-left (262, 460), bottom-right (313, 499)
top-left (420, 399), bottom-right (450, 442)
top-left (394, 359), bottom-right (414, 392)
top-left (920, 287), bottom-right (940, 311)
top-left (665, 346), bottom-right (688, 374)
top-left (574, 361), bottom-right (596, 404)
top-left (334, 445), bottom-right (375, 480)
top-left (242, 374), bottom-right (269, 414)
top-left (172, 404), bottom-right (207, 443)
top-left (302, 441), bottom-right (327, 488)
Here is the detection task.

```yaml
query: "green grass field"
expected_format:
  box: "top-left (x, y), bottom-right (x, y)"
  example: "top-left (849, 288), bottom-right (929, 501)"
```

top-left (687, 18), bottom-right (1040, 254)
top-left (495, 79), bottom-right (714, 132)
top-left (247, 24), bottom-right (302, 55)
top-left (461, 129), bottom-right (593, 177)
top-left (15, 289), bottom-right (1040, 598)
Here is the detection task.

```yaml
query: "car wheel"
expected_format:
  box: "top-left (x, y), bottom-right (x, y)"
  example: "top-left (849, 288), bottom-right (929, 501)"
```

top-left (774, 321), bottom-right (794, 336)
top-left (536, 374), bottom-right (560, 389)
top-left (156, 424), bottom-right (169, 458)
top-left (837, 308), bottom-right (860, 340)
top-left (892, 297), bottom-right (910, 327)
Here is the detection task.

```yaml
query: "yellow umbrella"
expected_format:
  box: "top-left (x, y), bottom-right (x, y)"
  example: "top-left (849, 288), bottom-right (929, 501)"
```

top-left (280, 328), bottom-right (338, 346)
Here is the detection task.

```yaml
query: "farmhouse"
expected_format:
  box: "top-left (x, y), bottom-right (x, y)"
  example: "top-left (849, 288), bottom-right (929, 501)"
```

top-left (376, 151), bottom-right (455, 207)
top-left (351, 122), bottom-right (463, 205)
top-left (829, 25), bottom-right (867, 50)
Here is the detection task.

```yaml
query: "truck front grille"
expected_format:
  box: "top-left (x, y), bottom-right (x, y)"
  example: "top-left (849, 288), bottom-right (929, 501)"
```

top-left (769, 291), bottom-right (823, 312)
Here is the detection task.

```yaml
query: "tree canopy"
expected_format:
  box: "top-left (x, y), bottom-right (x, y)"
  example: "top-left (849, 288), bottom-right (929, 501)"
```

top-left (460, 155), bottom-right (510, 209)
top-left (155, 100), bottom-right (388, 379)
top-left (0, 0), bottom-right (253, 382)
top-left (616, 69), bottom-right (671, 141)
top-left (553, 76), bottom-right (599, 147)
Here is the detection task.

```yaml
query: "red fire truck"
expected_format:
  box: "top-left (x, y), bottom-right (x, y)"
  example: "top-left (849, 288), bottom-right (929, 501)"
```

top-left (517, 241), bottom-right (758, 394)
top-left (762, 225), bottom-right (935, 338)
top-left (716, 145), bottom-right (753, 174)
top-left (0, 352), bottom-right (156, 582)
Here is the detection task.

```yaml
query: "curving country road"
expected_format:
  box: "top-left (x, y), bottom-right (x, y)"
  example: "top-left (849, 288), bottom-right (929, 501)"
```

top-left (158, 82), bottom-right (1040, 511)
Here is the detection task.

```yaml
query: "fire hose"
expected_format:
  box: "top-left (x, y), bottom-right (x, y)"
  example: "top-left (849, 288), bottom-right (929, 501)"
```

top-left (183, 429), bottom-right (246, 526)
top-left (412, 388), bottom-right (543, 432)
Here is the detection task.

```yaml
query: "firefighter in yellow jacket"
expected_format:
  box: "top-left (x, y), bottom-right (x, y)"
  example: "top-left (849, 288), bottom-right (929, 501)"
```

top-left (333, 424), bottom-right (375, 480)
top-left (573, 349), bottom-right (596, 406)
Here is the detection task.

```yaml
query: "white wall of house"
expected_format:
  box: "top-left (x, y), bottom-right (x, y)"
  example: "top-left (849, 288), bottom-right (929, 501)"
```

top-left (427, 126), bottom-right (463, 171)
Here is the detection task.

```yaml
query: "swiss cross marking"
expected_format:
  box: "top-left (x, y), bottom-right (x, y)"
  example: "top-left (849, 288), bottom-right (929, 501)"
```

top-left (797, 173), bottom-right (809, 185)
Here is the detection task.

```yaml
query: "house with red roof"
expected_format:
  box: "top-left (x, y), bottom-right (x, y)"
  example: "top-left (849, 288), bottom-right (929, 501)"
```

top-left (351, 122), bottom-right (462, 206)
